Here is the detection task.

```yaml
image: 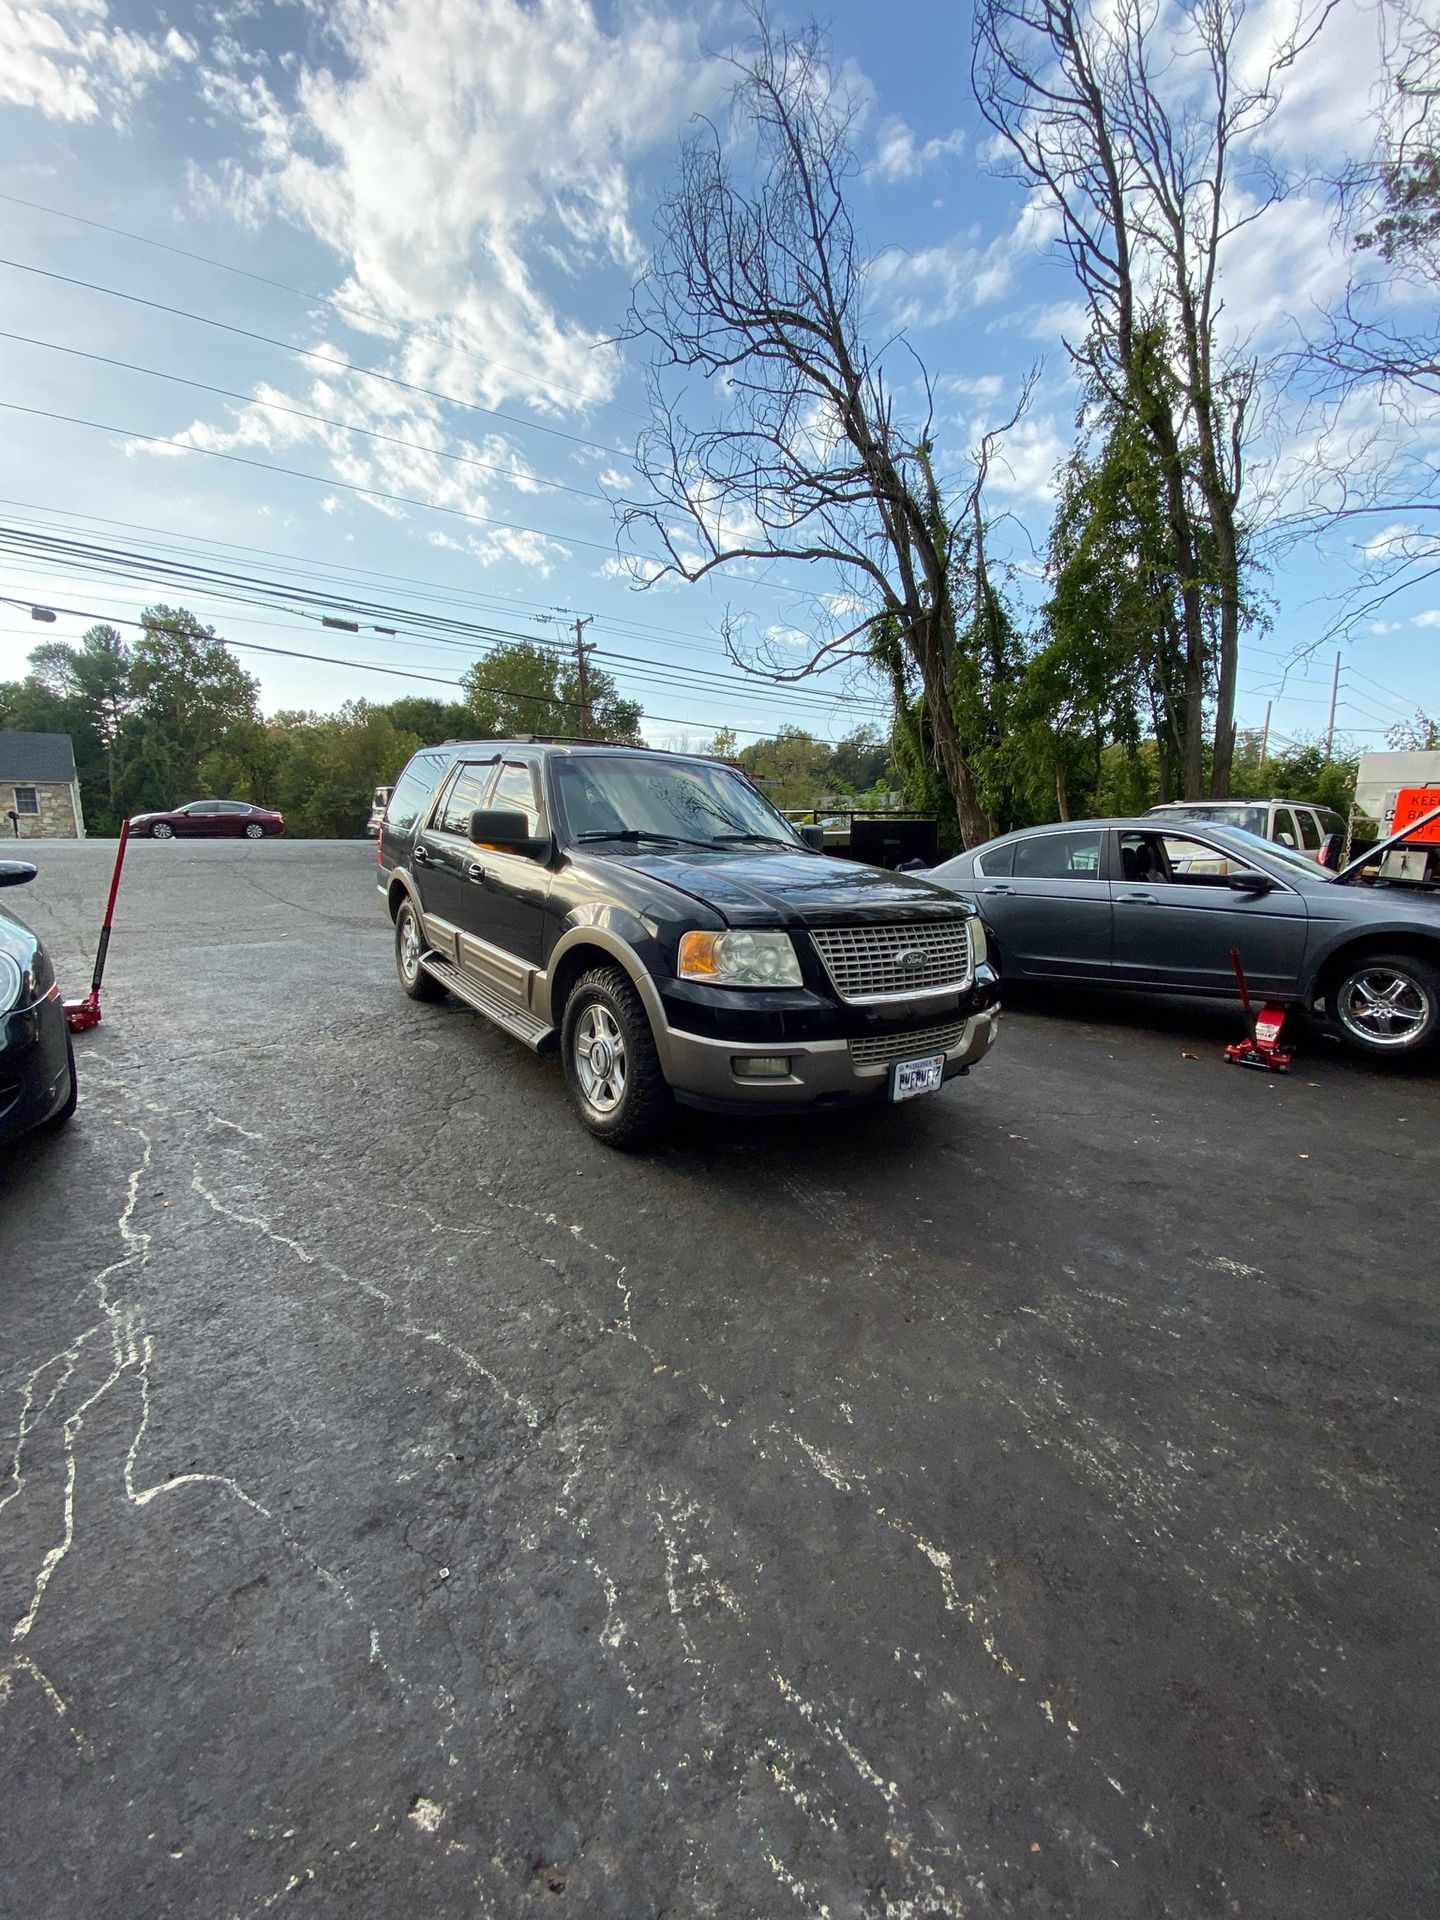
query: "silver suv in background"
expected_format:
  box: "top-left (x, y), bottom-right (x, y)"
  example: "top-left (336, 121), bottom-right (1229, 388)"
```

top-left (1146, 799), bottom-right (1345, 864)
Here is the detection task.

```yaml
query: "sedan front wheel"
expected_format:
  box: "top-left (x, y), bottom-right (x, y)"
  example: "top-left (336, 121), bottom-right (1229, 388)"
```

top-left (150, 822), bottom-right (175, 840)
top-left (1330, 952), bottom-right (1440, 1057)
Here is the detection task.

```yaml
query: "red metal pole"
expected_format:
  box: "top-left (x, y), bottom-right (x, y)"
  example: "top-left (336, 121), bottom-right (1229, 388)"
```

top-left (65, 819), bottom-right (130, 1031)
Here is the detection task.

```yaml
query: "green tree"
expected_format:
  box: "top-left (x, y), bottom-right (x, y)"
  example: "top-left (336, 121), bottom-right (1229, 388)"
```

top-left (704, 726), bottom-right (740, 761)
top-left (122, 606), bottom-right (261, 812)
top-left (1385, 709), bottom-right (1440, 751)
top-left (460, 640), bottom-right (642, 743)
top-left (736, 727), bottom-right (834, 808)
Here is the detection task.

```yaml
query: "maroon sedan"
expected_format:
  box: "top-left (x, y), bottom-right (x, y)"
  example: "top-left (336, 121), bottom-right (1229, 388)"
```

top-left (130, 800), bottom-right (285, 840)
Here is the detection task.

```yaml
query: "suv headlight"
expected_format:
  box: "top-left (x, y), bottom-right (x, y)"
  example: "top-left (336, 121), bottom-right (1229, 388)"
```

top-left (967, 914), bottom-right (987, 968)
top-left (677, 929), bottom-right (803, 987)
top-left (0, 953), bottom-right (24, 1014)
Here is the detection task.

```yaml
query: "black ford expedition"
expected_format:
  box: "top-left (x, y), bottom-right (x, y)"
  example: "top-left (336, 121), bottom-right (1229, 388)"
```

top-left (378, 741), bottom-right (1000, 1146)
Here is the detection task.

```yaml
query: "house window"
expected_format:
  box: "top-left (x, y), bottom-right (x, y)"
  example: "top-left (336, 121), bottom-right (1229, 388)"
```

top-left (13, 787), bottom-right (39, 815)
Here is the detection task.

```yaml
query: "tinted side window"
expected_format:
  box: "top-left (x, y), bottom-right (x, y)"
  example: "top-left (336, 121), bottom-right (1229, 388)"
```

top-left (975, 841), bottom-right (1014, 876)
top-left (490, 763), bottom-right (542, 835)
top-left (1272, 807), bottom-right (1300, 849)
top-left (387, 752), bottom-right (453, 835)
top-left (1296, 808), bottom-right (1321, 850)
top-left (1013, 830), bottom-right (1103, 880)
top-left (436, 762), bottom-right (499, 835)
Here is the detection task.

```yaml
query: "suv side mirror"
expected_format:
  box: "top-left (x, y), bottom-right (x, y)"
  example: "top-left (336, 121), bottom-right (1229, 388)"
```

top-left (1227, 870), bottom-right (1273, 894)
top-left (0, 861), bottom-right (37, 888)
top-left (470, 809), bottom-right (551, 859)
top-left (799, 823), bottom-right (825, 851)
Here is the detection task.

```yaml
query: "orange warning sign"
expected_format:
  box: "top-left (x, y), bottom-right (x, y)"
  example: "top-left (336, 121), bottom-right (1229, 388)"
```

top-left (1392, 787), bottom-right (1440, 844)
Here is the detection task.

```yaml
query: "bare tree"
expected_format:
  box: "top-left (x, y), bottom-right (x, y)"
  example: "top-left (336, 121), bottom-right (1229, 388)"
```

top-left (618, 10), bottom-right (1027, 845)
top-left (1293, 0), bottom-right (1440, 637)
top-left (973, 0), bottom-right (1330, 797)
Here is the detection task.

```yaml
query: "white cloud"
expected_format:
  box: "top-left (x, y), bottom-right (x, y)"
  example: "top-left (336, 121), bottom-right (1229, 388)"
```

top-left (871, 115), bottom-right (966, 183)
top-left (319, 495), bottom-right (341, 514)
top-left (1412, 610), bottom-right (1440, 628)
top-left (982, 415), bottom-right (1068, 504)
top-left (0, 0), bottom-right (193, 124)
top-left (870, 231), bottom-right (1015, 328)
top-left (193, 0), bottom-right (723, 418)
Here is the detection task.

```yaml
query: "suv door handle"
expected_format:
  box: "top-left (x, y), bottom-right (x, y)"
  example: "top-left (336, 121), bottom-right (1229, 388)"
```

top-left (412, 844), bottom-right (431, 865)
top-left (466, 862), bottom-right (486, 883)
top-left (1117, 892), bottom-right (1157, 904)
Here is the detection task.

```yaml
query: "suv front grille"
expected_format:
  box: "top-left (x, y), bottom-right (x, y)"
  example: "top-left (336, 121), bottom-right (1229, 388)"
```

top-left (810, 920), bottom-right (972, 1003)
top-left (849, 1018), bottom-right (966, 1067)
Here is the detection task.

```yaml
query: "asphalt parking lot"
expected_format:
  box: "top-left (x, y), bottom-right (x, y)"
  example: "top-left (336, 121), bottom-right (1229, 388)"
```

top-left (2, 838), bottom-right (1437, 1919)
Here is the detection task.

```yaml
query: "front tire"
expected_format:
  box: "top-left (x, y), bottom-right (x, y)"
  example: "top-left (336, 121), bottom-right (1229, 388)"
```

top-left (244, 823), bottom-right (264, 839)
top-left (151, 822), bottom-right (174, 840)
top-left (395, 898), bottom-right (447, 1002)
top-left (561, 966), bottom-right (670, 1148)
top-left (1329, 952), bottom-right (1440, 1057)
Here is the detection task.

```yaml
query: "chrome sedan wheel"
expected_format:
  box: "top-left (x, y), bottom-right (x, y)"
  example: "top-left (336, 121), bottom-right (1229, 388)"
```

top-left (1335, 963), bottom-right (1434, 1050)
top-left (573, 1003), bottom-right (627, 1113)
top-left (245, 822), bottom-right (264, 838)
top-left (151, 822), bottom-right (174, 840)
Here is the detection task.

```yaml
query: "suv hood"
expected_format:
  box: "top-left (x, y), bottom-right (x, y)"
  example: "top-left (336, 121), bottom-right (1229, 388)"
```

top-left (608, 846), bottom-right (974, 927)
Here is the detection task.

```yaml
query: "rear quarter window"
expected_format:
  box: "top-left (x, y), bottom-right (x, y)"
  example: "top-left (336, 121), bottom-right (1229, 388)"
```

top-left (386, 752), bottom-right (452, 835)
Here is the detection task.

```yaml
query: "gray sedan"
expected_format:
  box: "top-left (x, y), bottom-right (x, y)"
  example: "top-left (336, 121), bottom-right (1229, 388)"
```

top-left (930, 817), bottom-right (1440, 1059)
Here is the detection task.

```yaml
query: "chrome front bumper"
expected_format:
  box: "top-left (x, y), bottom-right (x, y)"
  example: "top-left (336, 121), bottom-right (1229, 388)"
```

top-left (661, 1006), bottom-right (1001, 1110)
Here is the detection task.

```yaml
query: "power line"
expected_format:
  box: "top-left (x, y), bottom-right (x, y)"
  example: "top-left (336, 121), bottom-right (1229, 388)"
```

top-left (0, 527), bottom-right (889, 719)
top-left (0, 593), bottom-right (856, 741)
top-left (0, 186), bottom-right (648, 422)
top-left (0, 398), bottom-right (875, 633)
top-left (0, 400), bottom-right (632, 559)
top-left (0, 254), bottom-right (623, 457)
top-left (0, 328), bottom-right (633, 508)
top-left (0, 495), bottom-right (803, 657)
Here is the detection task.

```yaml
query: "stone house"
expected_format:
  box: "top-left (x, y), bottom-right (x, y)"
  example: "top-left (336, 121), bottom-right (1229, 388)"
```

top-left (0, 732), bottom-right (86, 839)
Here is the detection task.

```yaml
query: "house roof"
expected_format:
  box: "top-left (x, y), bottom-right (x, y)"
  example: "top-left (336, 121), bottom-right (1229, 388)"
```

top-left (0, 731), bottom-right (79, 782)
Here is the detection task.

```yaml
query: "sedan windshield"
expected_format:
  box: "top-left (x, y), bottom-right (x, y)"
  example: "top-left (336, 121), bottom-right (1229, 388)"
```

top-left (1220, 826), bottom-right (1330, 880)
top-left (1154, 804), bottom-right (1269, 837)
top-left (555, 756), bottom-right (804, 850)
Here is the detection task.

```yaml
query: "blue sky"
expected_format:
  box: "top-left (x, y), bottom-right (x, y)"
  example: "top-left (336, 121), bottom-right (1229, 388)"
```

top-left (0, 0), bottom-right (1433, 756)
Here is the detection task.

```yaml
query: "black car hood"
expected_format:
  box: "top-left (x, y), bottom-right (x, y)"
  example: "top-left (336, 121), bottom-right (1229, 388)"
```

top-left (607, 846), bottom-right (974, 927)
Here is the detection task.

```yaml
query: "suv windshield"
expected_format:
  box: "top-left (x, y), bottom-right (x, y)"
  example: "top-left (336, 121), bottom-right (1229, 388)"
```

top-left (1152, 803), bottom-right (1269, 837)
top-left (555, 756), bottom-right (804, 851)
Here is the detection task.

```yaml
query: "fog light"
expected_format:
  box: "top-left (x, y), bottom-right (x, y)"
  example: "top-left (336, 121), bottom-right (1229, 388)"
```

top-left (732, 1055), bottom-right (791, 1079)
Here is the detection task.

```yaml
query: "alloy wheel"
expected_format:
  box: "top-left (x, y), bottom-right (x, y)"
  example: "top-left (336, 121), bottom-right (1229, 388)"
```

top-left (398, 907), bottom-right (421, 983)
top-left (245, 823), bottom-right (264, 838)
top-left (1336, 965), bottom-right (1432, 1049)
top-left (574, 1003), bottom-right (627, 1113)
top-left (152, 823), bottom-right (174, 839)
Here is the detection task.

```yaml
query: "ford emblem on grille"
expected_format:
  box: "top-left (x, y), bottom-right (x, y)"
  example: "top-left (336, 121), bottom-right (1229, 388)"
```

top-left (892, 948), bottom-right (925, 970)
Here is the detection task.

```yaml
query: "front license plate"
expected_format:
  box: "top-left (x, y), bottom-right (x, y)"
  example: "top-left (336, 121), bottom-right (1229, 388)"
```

top-left (890, 1053), bottom-right (946, 1102)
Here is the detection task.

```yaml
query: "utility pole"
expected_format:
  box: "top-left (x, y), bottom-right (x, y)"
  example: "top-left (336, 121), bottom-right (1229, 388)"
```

top-left (1325, 651), bottom-right (1341, 761)
top-left (537, 610), bottom-right (597, 739)
top-left (1259, 700), bottom-right (1272, 773)
top-left (572, 614), bottom-right (595, 741)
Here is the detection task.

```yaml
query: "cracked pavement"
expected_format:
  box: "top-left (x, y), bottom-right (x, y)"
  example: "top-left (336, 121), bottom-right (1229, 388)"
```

top-left (1, 838), bottom-right (1437, 1918)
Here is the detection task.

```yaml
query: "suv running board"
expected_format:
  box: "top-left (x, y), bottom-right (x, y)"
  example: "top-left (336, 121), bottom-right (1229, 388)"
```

top-left (420, 952), bottom-right (555, 1052)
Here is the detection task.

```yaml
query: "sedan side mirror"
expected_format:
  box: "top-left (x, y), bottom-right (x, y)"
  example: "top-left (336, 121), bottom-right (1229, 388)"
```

top-left (0, 861), bottom-right (37, 888)
top-left (1227, 870), bottom-right (1273, 893)
top-left (470, 808), bottom-right (551, 860)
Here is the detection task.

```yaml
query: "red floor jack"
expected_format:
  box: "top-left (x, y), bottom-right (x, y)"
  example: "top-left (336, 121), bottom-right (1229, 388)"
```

top-left (1223, 944), bottom-right (1294, 1073)
top-left (64, 819), bottom-right (130, 1032)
